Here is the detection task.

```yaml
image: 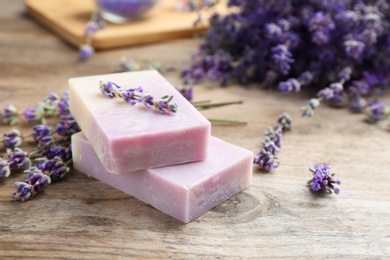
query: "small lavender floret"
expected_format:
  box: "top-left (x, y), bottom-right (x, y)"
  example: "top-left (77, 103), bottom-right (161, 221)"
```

top-left (278, 78), bottom-right (301, 93)
top-left (271, 44), bottom-right (294, 75)
top-left (2, 104), bottom-right (18, 125)
top-left (7, 148), bottom-right (31, 170)
top-left (2, 129), bottom-right (22, 149)
top-left (253, 149), bottom-right (279, 173)
top-left (58, 91), bottom-right (70, 116)
top-left (33, 124), bottom-right (51, 142)
top-left (12, 182), bottom-right (33, 202)
top-left (301, 98), bottom-right (320, 117)
top-left (349, 95), bottom-right (367, 113)
top-left (365, 99), bottom-right (390, 122)
top-left (79, 45), bottom-right (95, 61)
top-left (308, 163), bottom-right (340, 194)
top-left (277, 112), bottom-right (293, 131)
top-left (37, 157), bottom-right (69, 182)
top-left (264, 127), bottom-right (282, 148)
top-left (23, 105), bottom-right (44, 123)
top-left (0, 158), bottom-right (10, 178)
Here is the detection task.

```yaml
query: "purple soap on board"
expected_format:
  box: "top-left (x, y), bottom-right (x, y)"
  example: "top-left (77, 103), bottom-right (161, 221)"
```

top-left (69, 70), bottom-right (210, 174)
top-left (72, 132), bottom-right (253, 223)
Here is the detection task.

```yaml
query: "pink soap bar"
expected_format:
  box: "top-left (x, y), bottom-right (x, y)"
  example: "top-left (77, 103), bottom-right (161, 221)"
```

top-left (69, 70), bottom-right (210, 174)
top-left (72, 132), bottom-right (253, 223)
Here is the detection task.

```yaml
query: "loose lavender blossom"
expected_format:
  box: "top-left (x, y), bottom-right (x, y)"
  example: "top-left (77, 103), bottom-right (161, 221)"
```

top-left (6, 148), bottom-right (31, 170)
top-left (308, 163), bottom-right (341, 194)
top-left (184, 0), bottom-right (390, 119)
top-left (2, 129), bottom-right (22, 149)
top-left (99, 81), bottom-right (178, 114)
top-left (79, 45), bottom-right (95, 61)
top-left (23, 105), bottom-right (44, 123)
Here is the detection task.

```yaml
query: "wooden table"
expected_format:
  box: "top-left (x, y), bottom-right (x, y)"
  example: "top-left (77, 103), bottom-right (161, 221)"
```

top-left (1, 1), bottom-right (389, 259)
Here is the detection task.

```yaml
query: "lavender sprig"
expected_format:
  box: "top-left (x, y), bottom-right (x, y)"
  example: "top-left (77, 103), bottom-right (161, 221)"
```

top-left (254, 112), bottom-right (292, 172)
top-left (79, 10), bottom-right (106, 61)
top-left (99, 81), bottom-right (178, 114)
top-left (308, 163), bottom-right (341, 194)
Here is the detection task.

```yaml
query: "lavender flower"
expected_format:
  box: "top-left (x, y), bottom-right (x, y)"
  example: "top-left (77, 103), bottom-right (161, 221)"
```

top-left (253, 149), bottom-right (279, 173)
top-left (365, 99), bottom-right (390, 123)
top-left (308, 163), bottom-right (341, 194)
top-left (2, 104), bottom-right (18, 125)
top-left (301, 98), bottom-right (320, 117)
top-left (32, 124), bottom-right (51, 142)
top-left (7, 148), bottom-right (31, 170)
top-left (13, 182), bottom-right (34, 202)
top-left (79, 44), bottom-right (95, 61)
top-left (0, 159), bottom-right (10, 178)
top-left (23, 105), bottom-right (44, 123)
top-left (271, 44), bottom-right (294, 75)
top-left (277, 112), bottom-right (293, 132)
top-left (99, 81), bottom-right (178, 114)
top-left (36, 157), bottom-right (69, 182)
top-left (2, 129), bottom-right (22, 149)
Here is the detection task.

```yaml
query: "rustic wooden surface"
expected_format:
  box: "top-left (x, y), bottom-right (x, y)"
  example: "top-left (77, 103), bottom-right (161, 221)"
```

top-left (1, 1), bottom-right (390, 259)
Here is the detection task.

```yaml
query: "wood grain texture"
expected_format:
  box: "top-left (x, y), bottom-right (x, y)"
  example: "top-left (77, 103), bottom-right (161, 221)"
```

top-left (25, 0), bottom-right (225, 50)
top-left (1, 1), bottom-right (390, 259)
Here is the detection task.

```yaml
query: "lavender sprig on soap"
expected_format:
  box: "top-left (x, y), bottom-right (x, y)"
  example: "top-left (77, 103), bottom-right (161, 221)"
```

top-left (99, 81), bottom-right (178, 114)
top-left (308, 163), bottom-right (341, 195)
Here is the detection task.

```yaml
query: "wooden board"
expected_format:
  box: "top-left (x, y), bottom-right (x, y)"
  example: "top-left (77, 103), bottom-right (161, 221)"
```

top-left (25, 0), bottom-right (225, 50)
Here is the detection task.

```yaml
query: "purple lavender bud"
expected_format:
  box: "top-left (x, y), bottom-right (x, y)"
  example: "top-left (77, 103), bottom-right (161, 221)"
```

top-left (253, 149), bottom-right (279, 172)
top-left (38, 135), bottom-right (56, 149)
top-left (277, 112), bottom-right (292, 132)
top-left (168, 103), bottom-right (178, 113)
top-left (344, 39), bottom-right (365, 60)
top-left (2, 129), bottom-right (22, 149)
top-left (338, 67), bottom-right (352, 82)
top-left (2, 104), bottom-right (18, 125)
top-left (351, 80), bottom-right (370, 96)
top-left (264, 127), bottom-right (283, 148)
top-left (23, 106), bottom-right (44, 123)
top-left (99, 81), bottom-right (117, 98)
top-left (365, 99), bottom-right (390, 122)
top-left (297, 71), bottom-right (313, 86)
top-left (0, 159), bottom-right (10, 178)
top-left (13, 182), bottom-right (33, 202)
top-left (7, 148), bottom-right (31, 170)
top-left (142, 94), bottom-right (154, 108)
top-left (33, 124), bottom-right (51, 142)
top-left (119, 58), bottom-right (141, 71)
top-left (44, 93), bottom-right (60, 106)
top-left (317, 87), bottom-right (334, 100)
top-left (265, 23), bottom-right (282, 41)
top-left (58, 91), bottom-right (70, 116)
top-left (37, 157), bottom-right (69, 182)
top-left (349, 95), bottom-right (367, 113)
top-left (301, 98), bottom-right (320, 117)
top-left (271, 44), bottom-right (294, 75)
top-left (79, 44), bottom-right (94, 61)
top-left (85, 21), bottom-right (100, 35)
top-left (278, 78), bottom-right (301, 93)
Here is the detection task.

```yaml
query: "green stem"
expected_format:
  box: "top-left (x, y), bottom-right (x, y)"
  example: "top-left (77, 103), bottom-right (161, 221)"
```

top-left (195, 100), bottom-right (244, 110)
top-left (208, 118), bottom-right (247, 125)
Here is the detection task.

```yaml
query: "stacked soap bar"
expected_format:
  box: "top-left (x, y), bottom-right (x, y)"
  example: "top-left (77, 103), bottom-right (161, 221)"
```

top-left (72, 132), bottom-right (253, 223)
top-left (70, 70), bottom-right (253, 222)
top-left (69, 70), bottom-right (211, 174)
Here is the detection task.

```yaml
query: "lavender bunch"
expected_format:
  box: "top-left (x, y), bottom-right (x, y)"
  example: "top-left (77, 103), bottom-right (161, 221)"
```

top-left (183, 0), bottom-right (390, 119)
top-left (308, 163), bottom-right (341, 194)
top-left (0, 91), bottom-right (79, 201)
top-left (253, 112), bottom-right (292, 172)
top-left (79, 10), bottom-right (106, 61)
top-left (99, 81), bottom-right (178, 114)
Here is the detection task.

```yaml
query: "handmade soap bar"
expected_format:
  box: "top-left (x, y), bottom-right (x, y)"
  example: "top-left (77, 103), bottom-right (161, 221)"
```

top-left (72, 132), bottom-right (253, 223)
top-left (69, 70), bottom-right (210, 174)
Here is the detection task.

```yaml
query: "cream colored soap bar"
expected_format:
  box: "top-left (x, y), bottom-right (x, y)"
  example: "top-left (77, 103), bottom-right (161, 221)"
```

top-left (69, 70), bottom-right (210, 174)
top-left (72, 132), bottom-right (253, 223)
